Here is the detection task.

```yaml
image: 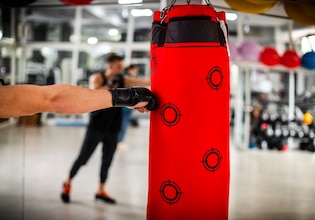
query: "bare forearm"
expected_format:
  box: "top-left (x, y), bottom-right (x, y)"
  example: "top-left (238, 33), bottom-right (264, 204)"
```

top-left (125, 76), bottom-right (150, 87)
top-left (49, 84), bottom-right (112, 114)
top-left (0, 84), bottom-right (112, 118)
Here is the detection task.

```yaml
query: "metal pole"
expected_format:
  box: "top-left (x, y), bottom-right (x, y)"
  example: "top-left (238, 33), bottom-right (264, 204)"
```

top-left (288, 21), bottom-right (293, 50)
top-left (236, 13), bottom-right (244, 45)
top-left (288, 70), bottom-right (295, 149)
top-left (288, 70), bottom-right (295, 121)
top-left (9, 8), bottom-right (17, 124)
top-left (71, 7), bottom-right (82, 86)
top-left (296, 69), bottom-right (305, 95)
top-left (10, 8), bottom-right (16, 85)
top-left (125, 10), bottom-right (135, 66)
top-left (287, 21), bottom-right (295, 149)
top-left (18, 8), bottom-right (27, 83)
top-left (234, 67), bottom-right (244, 149)
top-left (243, 67), bottom-right (251, 150)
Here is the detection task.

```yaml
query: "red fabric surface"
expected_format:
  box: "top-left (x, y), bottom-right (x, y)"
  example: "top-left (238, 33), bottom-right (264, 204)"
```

top-left (148, 4), bottom-right (230, 220)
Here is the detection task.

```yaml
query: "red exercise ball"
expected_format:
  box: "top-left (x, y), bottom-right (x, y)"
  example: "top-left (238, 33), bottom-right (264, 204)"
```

top-left (60, 0), bottom-right (93, 6)
top-left (260, 47), bottom-right (280, 66)
top-left (281, 49), bottom-right (301, 68)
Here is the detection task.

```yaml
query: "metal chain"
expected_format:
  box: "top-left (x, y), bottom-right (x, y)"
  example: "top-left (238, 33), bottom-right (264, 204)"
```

top-left (160, 0), bottom-right (213, 23)
top-left (160, 0), bottom-right (176, 24)
top-left (206, 0), bottom-right (212, 5)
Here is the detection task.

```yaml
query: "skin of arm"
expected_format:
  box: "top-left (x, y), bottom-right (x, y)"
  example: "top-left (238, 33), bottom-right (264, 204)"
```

top-left (124, 76), bottom-right (150, 87)
top-left (0, 84), bottom-right (113, 118)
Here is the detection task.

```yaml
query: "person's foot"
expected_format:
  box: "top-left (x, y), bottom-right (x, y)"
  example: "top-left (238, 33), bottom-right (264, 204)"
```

top-left (61, 183), bottom-right (71, 203)
top-left (130, 118), bottom-right (139, 127)
top-left (95, 192), bottom-right (116, 204)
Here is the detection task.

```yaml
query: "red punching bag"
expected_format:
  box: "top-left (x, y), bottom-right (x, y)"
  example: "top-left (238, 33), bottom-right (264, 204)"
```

top-left (148, 2), bottom-right (230, 220)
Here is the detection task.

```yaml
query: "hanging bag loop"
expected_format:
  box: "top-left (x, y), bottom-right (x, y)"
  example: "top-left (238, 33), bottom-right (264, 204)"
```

top-left (160, 0), bottom-right (213, 24)
top-left (163, 0), bottom-right (212, 8)
top-left (205, 0), bottom-right (212, 5)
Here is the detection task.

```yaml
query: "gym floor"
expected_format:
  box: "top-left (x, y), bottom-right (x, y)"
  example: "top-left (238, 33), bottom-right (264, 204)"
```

top-left (1, 119), bottom-right (315, 220)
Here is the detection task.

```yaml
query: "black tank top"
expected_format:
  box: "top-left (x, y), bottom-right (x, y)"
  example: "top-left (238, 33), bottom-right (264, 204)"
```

top-left (88, 72), bottom-right (125, 133)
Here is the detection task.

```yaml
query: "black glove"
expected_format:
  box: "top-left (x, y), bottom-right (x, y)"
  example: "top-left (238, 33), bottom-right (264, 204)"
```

top-left (110, 87), bottom-right (158, 111)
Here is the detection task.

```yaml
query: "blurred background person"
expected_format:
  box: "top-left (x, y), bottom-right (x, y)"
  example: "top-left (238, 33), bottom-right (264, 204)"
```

top-left (61, 53), bottom-right (150, 205)
top-left (118, 64), bottom-right (141, 148)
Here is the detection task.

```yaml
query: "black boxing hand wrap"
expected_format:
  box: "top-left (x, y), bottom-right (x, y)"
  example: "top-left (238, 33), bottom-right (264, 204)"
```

top-left (109, 87), bottom-right (158, 111)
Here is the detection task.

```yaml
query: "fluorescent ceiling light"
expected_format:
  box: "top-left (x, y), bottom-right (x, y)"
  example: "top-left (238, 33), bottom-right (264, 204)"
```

top-left (226, 12), bottom-right (238, 21)
top-left (108, 29), bottom-right (119, 36)
top-left (87, 37), bottom-right (98, 45)
top-left (131, 9), bottom-right (153, 17)
top-left (118, 0), bottom-right (143, 4)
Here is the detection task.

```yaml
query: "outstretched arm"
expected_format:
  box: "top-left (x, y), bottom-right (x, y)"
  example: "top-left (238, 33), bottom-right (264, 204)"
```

top-left (0, 84), bottom-right (113, 118)
top-left (124, 76), bottom-right (150, 87)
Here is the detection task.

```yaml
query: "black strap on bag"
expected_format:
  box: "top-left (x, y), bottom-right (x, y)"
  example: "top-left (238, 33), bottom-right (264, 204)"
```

top-left (153, 0), bottom-right (227, 48)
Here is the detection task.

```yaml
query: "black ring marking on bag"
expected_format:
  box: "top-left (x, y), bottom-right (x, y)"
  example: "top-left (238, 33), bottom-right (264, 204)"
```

top-left (160, 102), bottom-right (182, 127)
top-left (160, 180), bottom-right (183, 205)
top-left (206, 66), bottom-right (223, 91)
top-left (201, 148), bottom-right (222, 172)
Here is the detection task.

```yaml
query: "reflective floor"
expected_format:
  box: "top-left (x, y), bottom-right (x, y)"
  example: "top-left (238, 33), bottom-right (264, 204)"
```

top-left (1, 120), bottom-right (315, 220)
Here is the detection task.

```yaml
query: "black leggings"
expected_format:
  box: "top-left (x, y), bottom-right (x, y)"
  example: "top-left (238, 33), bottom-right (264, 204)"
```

top-left (69, 128), bottom-right (118, 183)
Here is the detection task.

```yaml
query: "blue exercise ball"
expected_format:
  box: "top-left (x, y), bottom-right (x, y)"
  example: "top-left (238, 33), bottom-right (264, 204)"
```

top-left (302, 52), bottom-right (315, 70)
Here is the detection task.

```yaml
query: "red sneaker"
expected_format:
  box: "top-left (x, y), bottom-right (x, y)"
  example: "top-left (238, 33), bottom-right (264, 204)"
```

top-left (61, 183), bottom-right (71, 203)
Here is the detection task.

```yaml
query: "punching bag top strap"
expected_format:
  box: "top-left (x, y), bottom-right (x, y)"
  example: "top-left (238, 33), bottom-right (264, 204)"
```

top-left (152, 3), bottom-right (228, 48)
top-left (160, 0), bottom-right (213, 24)
top-left (159, 5), bottom-right (219, 24)
top-left (164, 0), bottom-right (212, 8)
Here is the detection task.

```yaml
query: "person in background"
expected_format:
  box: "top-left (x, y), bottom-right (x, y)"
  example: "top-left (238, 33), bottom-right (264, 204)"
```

top-left (46, 66), bottom-right (61, 85)
top-left (61, 54), bottom-right (150, 205)
top-left (250, 92), bottom-right (269, 149)
top-left (118, 64), bottom-right (141, 147)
